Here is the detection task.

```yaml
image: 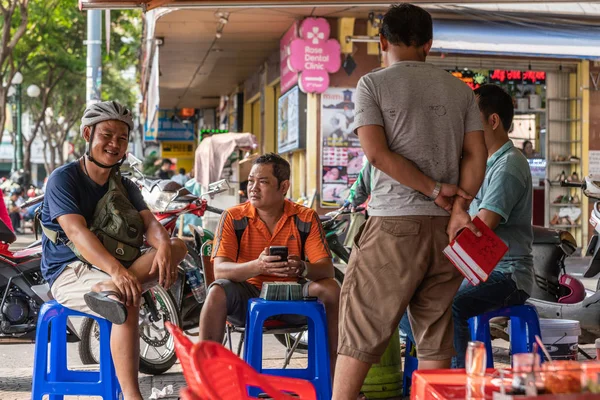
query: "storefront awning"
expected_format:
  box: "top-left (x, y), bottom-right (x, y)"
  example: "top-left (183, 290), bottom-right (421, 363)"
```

top-left (79, 0), bottom-right (591, 11)
top-left (433, 19), bottom-right (600, 60)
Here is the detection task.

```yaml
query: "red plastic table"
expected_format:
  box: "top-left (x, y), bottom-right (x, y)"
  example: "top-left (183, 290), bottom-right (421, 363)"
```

top-left (410, 369), bottom-right (598, 400)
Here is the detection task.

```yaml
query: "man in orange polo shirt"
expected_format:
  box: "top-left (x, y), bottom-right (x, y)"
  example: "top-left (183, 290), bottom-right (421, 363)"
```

top-left (199, 153), bottom-right (340, 370)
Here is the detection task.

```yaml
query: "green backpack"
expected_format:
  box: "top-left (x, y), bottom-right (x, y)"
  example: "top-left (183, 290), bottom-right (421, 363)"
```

top-left (42, 170), bottom-right (145, 267)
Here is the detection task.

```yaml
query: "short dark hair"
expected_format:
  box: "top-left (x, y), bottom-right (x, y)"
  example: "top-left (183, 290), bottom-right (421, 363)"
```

top-left (253, 153), bottom-right (290, 187)
top-left (179, 168), bottom-right (186, 174)
top-left (380, 3), bottom-right (433, 47)
top-left (161, 158), bottom-right (173, 166)
top-left (474, 84), bottom-right (514, 132)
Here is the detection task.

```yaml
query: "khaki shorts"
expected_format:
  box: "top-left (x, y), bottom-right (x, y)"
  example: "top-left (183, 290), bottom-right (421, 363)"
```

top-left (338, 216), bottom-right (463, 363)
top-left (51, 261), bottom-right (112, 318)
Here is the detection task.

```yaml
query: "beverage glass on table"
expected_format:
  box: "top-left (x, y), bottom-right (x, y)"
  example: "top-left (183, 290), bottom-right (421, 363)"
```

top-left (466, 341), bottom-right (486, 400)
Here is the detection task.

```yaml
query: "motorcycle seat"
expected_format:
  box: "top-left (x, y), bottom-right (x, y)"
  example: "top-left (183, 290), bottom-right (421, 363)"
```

top-left (319, 215), bottom-right (332, 222)
top-left (532, 226), bottom-right (560, 245)
top-left (8, 247), bottom-right (42, 262)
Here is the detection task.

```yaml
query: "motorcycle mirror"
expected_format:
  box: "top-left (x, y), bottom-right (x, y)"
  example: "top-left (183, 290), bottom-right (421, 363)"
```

top-left (205, 179), bottom-right (229, 198)
top-left (127, 153), bottom-right (143, 168)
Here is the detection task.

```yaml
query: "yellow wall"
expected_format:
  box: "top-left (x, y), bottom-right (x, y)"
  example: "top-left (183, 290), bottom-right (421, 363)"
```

top-left (251, 100), bottom-right (262, 153)
top-left (264, 84), bottom-right (277, 153)
top-left (581, 60), bottom-right (590, 249)
top-left (306, 93), bottom-right (319, 203)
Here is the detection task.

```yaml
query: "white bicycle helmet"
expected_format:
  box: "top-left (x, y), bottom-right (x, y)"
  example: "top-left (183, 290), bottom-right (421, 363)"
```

top-left (81, 101), bottom-right (134, 168)
top-left (80, 100), bottom-right (134, 135)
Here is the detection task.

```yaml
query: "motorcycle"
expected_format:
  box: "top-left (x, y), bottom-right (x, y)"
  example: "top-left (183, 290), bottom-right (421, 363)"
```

top-left (0, 201), bottom-right (80, 344)
top-left (78, 154), bottom-right (226, 374)
top-left (521, 177), bottom-right (600, 345)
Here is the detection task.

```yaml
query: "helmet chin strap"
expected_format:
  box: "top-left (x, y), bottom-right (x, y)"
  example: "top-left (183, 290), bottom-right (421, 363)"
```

top-left (85, 124), bottom-right (127, 169)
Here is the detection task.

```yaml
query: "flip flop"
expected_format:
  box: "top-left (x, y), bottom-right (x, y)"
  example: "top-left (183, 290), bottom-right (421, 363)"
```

top-left (84, 290), bottom-right (128, 325)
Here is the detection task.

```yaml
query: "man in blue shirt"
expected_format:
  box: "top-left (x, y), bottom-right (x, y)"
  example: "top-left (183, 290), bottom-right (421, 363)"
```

top-left (401, 84), bottom-right (533, 368)
top-left (41, 101), bottom-right (188, 400)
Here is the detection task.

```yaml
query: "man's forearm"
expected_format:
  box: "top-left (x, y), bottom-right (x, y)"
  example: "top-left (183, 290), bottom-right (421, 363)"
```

top-left (214, 260), bottom-right (258, 282)
top-left (369, 150), bottom-right (436, 197)
top-left (455, 151), bottom-right (487, 210)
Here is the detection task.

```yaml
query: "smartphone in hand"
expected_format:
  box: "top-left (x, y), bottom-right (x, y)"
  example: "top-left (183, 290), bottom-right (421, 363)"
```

top-left (269, 246), bottom-right (288, 261)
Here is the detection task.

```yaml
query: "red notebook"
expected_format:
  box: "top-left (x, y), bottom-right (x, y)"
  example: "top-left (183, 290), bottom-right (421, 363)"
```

top-left (443, 216), bottom-right (508, 285)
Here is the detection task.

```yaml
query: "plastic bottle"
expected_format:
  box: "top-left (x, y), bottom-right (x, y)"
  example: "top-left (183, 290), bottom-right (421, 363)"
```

top-left (184, 261), bottom-right (206, 304)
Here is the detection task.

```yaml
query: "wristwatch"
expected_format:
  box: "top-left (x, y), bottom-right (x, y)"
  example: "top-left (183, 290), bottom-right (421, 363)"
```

top-left (300, 261), bottom-right (309, 278)
top-left (430, 181), bottom-right (442, 200)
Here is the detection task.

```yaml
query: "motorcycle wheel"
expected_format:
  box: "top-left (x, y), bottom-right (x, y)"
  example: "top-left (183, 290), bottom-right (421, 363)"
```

top-left (77, 285), bottom-right (181, 375)
top-left (274, 267), bottom-right (345, 352)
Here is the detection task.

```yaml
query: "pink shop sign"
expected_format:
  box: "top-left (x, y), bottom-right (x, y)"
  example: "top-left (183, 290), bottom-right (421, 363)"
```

top-left (280, 22), bottom-right (299, 95)
top-left (288, 18), bottom-right (341, 94)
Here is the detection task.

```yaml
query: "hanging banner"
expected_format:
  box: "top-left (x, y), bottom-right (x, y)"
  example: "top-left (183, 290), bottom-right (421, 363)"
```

top-left (289, 18), bottom-right (341, 94)
top-left (320, 87), bottom-right (364, 207)
top-left (280, 22), bottom-right (299, 95)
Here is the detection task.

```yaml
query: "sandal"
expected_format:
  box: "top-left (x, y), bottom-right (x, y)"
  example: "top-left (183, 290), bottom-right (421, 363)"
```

top-left (84, 290), bottom-right (128, 325)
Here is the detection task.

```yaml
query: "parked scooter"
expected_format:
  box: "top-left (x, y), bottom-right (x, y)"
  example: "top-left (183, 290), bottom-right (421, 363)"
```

top-left (0, 203), bottom-right (79, 344)
top-left (524, 178), bottom-right (600, 344)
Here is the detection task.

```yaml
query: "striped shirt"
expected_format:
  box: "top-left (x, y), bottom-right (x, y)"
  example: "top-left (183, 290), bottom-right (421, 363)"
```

top-left (212, 200), bottom-right (331, 289)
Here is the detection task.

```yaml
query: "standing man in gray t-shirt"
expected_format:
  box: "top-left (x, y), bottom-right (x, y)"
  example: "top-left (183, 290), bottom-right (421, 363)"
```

top-left (333, 4), bottom-right (487, 399)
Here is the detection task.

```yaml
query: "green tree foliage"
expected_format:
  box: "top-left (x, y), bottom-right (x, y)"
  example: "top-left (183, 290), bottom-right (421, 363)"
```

top-left (0, 0), bottom-right (29, 144)
top-left (15, 1), bottom-right (141, 175)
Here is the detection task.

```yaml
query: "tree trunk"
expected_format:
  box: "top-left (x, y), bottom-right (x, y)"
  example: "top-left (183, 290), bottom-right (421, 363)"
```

top-left (0, 89), bottom-right (7, 145)
top-left (23, 138), bottom-right (33, 181)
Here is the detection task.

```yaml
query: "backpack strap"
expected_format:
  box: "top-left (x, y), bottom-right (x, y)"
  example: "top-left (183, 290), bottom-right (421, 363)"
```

top-left (232, 216), bottom-right (248, 262)
top-left (108, 169), bottom-right (127, 195)
top-left (294, 215), bottom-right (311, 261)
top-left (231, 215), bottom-right (311, 262)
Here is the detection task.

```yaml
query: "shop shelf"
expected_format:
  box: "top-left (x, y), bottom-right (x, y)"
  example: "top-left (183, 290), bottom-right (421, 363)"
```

top-left (548, 140), bottom-right (581, 144)
top-left (550, 224), bottom-right (582, 229)
top-left (547, 97), bottom-right (582, 101)
top-left (515, 109), bottom-right (546, 114)
top-left (548, 119), bottom-right (581, 123)
top-left (550, 203), bottom-right (581, 207)
top-left (548, 161), bottom-right (580, 165)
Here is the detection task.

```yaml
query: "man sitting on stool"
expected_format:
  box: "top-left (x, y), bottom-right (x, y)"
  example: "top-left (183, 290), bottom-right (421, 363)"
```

top-left (199, 153), bottom-right (340, 372)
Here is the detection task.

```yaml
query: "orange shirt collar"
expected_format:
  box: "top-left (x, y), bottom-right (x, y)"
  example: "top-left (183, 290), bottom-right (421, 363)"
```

top-left (245, 199), bottom-right (300, 220)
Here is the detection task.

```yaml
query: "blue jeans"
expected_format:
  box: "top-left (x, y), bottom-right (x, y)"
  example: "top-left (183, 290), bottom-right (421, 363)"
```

top-left (400, 271), bottom-right (529, 368)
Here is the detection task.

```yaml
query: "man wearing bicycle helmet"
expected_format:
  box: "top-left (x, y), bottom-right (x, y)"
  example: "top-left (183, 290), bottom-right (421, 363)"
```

top-left (40, 101), bottom-right (188, 400)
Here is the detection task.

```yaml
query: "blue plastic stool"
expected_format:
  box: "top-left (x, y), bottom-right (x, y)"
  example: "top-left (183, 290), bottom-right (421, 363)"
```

top-left (243, 299), bottom-right (331, 400)
top-left (31, 300), bottom-right (122, 400)
top-left (468, 304), bottom-right (544, 369)
top-left (403, 335), bottom-right (419, 397)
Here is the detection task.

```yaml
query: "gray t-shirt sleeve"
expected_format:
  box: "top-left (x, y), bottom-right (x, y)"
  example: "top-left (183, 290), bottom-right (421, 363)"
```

top-left (464, 91), bottom-right (483, 133)
top-left (354, 75), bottom-right (384, 133)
